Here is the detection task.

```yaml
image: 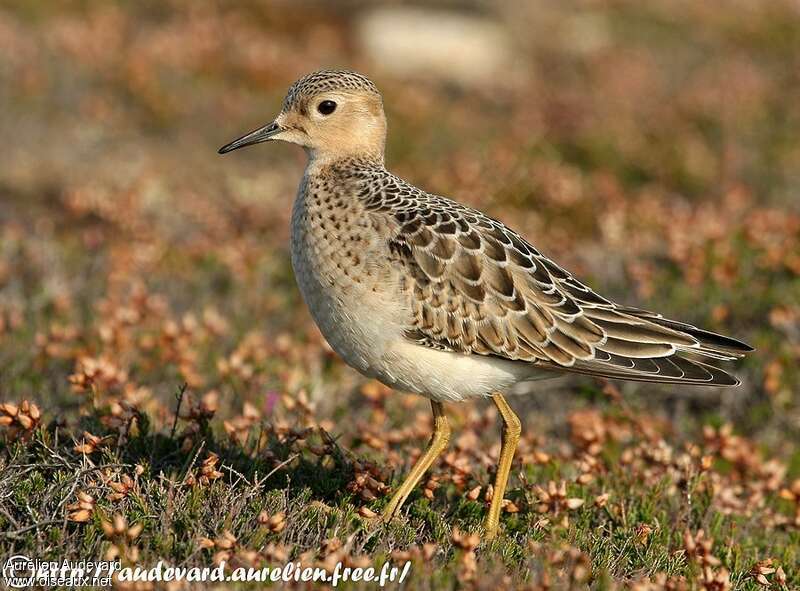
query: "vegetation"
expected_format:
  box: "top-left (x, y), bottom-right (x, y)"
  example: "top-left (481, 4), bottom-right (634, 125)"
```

top-left (0, 1), bottom-right (798, 589)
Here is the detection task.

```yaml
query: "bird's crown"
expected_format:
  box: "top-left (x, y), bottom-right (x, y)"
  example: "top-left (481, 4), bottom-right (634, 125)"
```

top-left (282, 70), bottom-right (381, 111)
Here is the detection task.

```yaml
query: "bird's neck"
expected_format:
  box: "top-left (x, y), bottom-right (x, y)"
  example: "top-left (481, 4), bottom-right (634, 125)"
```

top-left (304, 148), bottom-right (385, 177)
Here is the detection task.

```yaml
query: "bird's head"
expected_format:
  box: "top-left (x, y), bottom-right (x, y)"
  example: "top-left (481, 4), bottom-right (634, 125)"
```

top-left (219, 70), bottom-right (387, 164)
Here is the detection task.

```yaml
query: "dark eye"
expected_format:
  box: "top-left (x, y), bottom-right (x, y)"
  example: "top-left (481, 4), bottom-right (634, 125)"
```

top-left (317, 100), bottom-right (337, 115)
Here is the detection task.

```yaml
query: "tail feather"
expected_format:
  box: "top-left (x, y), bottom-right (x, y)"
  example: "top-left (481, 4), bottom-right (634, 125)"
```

top-left (563, 353), bottom-right (741, 386)
top-left (546, 308), bottom-right (753, 387)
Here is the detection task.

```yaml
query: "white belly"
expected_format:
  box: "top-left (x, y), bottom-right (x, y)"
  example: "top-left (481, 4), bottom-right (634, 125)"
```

top-left (380, 340), bottom-right (552, 401)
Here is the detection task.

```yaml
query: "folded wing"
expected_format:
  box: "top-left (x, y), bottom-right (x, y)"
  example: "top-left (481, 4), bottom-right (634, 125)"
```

top-left (383, 191), bottom-right (752, 386)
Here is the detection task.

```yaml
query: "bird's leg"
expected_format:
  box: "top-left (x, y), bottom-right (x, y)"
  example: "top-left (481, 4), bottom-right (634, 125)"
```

top-left (382, 400), bottom-right (450, 522)
top-left (484, 393), bottom-right (521, 540)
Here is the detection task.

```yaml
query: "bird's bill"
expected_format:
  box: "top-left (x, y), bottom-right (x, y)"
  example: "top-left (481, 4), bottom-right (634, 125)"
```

top-left (218, 120), bottom-right (283, 154)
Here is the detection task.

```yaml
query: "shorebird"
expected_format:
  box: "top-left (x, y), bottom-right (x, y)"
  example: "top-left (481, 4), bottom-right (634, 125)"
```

top-left (219, 70), bottom-right (753, 540)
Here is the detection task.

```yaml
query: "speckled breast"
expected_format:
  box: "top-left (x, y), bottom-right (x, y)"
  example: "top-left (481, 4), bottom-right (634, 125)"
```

top-left (289, 173), bottom-right (404, 377)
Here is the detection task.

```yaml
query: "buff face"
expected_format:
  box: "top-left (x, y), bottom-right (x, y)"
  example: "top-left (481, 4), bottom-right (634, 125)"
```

top-left (219, 70), bottom-right (386, 163)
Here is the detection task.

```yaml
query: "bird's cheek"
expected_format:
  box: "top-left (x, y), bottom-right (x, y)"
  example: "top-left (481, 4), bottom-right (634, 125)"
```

top-left (276, 128), bottom-right (312, 147)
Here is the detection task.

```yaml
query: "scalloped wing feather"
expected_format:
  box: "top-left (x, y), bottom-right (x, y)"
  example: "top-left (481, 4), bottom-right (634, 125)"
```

top-left (376, 179), bottom-right (752, 387)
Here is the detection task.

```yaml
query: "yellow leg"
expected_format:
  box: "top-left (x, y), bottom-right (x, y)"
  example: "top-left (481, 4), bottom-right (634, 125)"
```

top-left (382, 400), bottom-right (450, 522)
top-left (484, 393), bottom-right (521, 540)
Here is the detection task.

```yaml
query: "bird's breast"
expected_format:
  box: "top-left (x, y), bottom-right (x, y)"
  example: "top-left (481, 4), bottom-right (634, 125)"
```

top-left (289, 181), bottom-right (407, 377)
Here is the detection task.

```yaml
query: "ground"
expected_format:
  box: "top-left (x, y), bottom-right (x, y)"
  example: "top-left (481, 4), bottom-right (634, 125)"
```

top-left (0, 1), bottom-right (799, 589)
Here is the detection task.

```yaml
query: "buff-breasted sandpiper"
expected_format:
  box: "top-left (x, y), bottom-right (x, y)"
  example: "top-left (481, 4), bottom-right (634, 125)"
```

top-left (219, 70), bottom-right (753, 540)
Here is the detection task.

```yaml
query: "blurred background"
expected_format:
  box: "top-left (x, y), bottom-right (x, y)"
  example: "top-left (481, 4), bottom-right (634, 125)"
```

top-left (2, 2), bottom-right (800, 585)
top-left (1, 0), bottom-right (799, 469)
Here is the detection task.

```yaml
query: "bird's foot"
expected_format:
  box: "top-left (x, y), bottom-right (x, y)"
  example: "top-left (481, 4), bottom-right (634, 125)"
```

top-left (483, 516), bottom-right (500, 542)
top-left (380, 505), bottom-right (400, 525)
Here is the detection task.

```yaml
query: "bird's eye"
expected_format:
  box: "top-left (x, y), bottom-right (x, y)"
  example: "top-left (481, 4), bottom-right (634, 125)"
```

top-left (317, 100), bottom-right (337, 115)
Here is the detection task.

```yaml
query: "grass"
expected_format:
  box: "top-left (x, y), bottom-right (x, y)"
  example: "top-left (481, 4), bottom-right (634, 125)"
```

top-left (1, 0), bottom-right (799, 589)
top-left (1, 381), bottom-right (797, 589)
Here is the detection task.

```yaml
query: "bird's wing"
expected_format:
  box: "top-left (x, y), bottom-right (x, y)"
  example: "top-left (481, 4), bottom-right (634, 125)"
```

top-left (381, 190), bottom-right (752, 387)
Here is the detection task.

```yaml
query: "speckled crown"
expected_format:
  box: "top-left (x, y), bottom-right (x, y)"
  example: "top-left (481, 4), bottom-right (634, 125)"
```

top-left (282, 70), bottom-right (381, 111)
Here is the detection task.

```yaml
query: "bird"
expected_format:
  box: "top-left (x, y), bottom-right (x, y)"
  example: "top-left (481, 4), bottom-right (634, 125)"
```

top-left (218, 70), bottom-right (753, 540)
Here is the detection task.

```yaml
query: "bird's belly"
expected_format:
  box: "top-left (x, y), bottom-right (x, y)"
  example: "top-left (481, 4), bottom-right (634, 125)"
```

top-left (380, 340), bottom-right (550, 402)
